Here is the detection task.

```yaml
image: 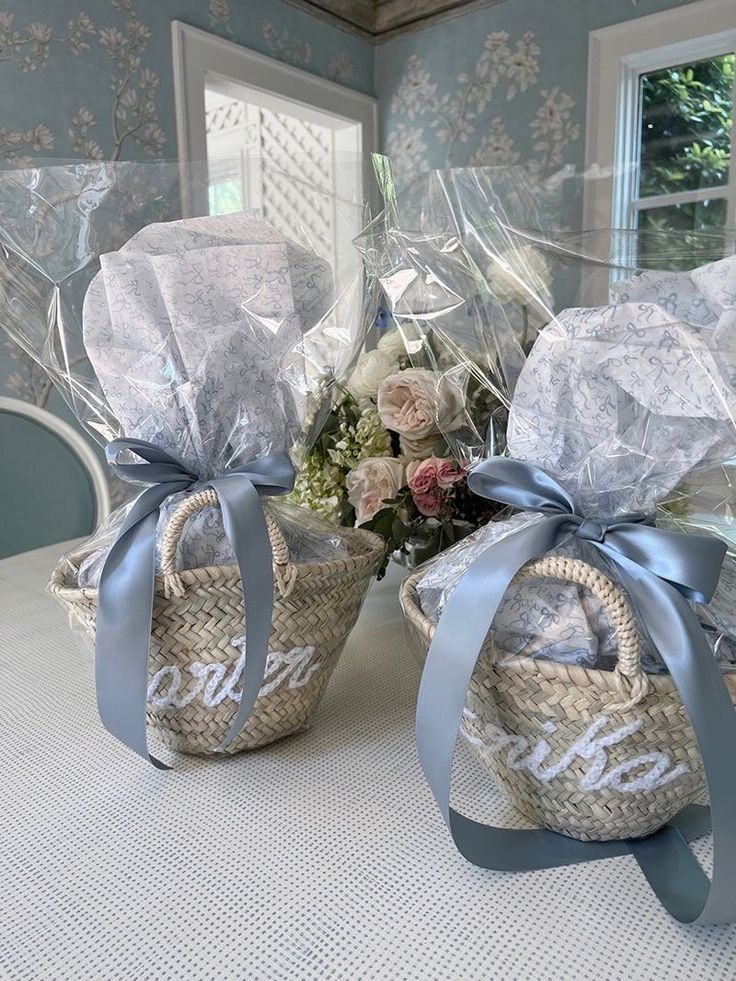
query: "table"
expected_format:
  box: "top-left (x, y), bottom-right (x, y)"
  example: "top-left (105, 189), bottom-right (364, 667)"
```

top-left (2, 543), bottom-right (736, 980)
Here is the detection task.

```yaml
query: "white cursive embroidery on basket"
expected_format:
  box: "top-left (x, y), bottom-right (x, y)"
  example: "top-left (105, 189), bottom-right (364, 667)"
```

top-left (462, 711), bottom-right (690, 794)
top-left (148, 643), bottom-right (320, 709)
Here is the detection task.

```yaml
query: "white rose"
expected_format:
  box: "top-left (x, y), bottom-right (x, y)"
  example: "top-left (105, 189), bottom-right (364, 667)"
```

top-left (377, 324), bottom-right (424, 360)
top-left (346, 456), bottom-right (405, 524)
top-left (485, 245), bottom-right (551, 306)
top-left (346, 349), bottom-right (397, 405)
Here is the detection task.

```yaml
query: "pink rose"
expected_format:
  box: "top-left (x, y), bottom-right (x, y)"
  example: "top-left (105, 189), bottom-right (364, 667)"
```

top-left (436, 458), bottom-right (466, 489)
top-left (406, 455), bottom-right (464, 517)
top-left (377, 368), bottom-right (464, 441)
top-left (346, 456), bottom-right (404, 524)
top-left (406, 457), bottom-right (436, 494)
top-left (412, 489), bottom-right (443, 517)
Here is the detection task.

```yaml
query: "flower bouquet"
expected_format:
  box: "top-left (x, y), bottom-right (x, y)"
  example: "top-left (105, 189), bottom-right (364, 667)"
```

top-left (291, 310), bottom-right (510, 573)
top-left (293, 162), bottom-right (558, 571)
top-left (293, 161), bottom-right (571, 572)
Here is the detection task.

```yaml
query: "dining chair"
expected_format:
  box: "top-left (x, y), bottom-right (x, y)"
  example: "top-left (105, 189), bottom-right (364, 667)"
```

top-left (0, 396), bottom-right (110, 559)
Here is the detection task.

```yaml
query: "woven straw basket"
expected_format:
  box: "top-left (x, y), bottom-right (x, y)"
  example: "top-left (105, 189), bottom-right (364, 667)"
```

top-left (50, 488), bottom-right (383, 755)
top-left (402, 554), bottom-right (736, 842)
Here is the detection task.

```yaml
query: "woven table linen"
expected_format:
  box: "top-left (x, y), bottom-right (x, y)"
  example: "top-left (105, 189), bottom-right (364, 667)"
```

top-left (2, 544), bottom-right (736, 980)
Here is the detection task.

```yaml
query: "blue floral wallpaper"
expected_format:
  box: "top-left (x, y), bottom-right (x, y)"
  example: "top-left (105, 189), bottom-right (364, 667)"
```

top-left (0, 0), bottom-right (374, 554)
top-left (376, 0), bottom-right (697, 186)
top-left (0, 0), bottom-right (372, 402)
top-left (0, 0), bottom-right (373, 167)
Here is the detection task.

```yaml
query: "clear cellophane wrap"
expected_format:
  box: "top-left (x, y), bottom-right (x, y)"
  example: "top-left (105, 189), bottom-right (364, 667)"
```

top-left (0, 158), bottom-right (378, 584)
top-left (360, 161), bottom-right (736, 674)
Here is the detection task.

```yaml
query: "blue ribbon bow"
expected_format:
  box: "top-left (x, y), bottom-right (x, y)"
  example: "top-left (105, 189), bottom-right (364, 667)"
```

top-left (96, 438), bottom-right (296, 769)
top-left (416, 456), bottom-right (736, 924)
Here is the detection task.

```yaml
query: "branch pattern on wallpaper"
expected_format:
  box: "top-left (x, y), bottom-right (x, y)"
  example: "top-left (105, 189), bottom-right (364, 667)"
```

top-left (0, 0), bottom-right (355, 410)
top-left (0, 3), bottom-right (354, 168)
top-left (263, 19), bottom-right (353, 82)
top-left (0, 0), bottom-right (165, 164)
top-left (385, 32), bottom-right (580, 184)
top-left (0, 10), bottom-right (93, 163)
top-left (0, 9), bottom-right (95, 70)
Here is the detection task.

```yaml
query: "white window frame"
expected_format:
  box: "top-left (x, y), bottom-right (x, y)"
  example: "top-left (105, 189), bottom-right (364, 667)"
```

top-left (171, 21), bottom-right (378, 216)
top-left (584, 0), bottom-right (736, 232)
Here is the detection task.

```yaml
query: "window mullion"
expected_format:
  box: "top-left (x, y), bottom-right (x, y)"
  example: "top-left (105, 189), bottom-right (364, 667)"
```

top-left (632, 186), bottom-right (731, 210)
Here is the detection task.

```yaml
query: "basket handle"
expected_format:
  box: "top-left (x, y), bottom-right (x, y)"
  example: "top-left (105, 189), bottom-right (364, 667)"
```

top-left (159, 487), bottom-right (296, 599)
top-left (516, 554), bottom-right (650, 712)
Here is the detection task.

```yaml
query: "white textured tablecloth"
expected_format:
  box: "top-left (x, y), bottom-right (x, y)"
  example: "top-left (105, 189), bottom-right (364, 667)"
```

top-left (2, 543), bottom-right (736, 980)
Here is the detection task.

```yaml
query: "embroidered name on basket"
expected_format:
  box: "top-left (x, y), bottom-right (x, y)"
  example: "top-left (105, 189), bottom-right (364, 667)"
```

top-left (464, 712), bottom-right (690, 794)
top-left (148, 643), bottom-right (320, 709)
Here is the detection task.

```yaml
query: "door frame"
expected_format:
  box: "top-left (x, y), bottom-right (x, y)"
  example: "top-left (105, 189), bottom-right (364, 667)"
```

top-left (171, 21), bottom-right (378, 214)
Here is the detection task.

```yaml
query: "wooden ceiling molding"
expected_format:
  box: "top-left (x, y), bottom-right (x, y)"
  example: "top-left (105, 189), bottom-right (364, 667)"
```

top-left (284, 0), bottom-right (504, 41)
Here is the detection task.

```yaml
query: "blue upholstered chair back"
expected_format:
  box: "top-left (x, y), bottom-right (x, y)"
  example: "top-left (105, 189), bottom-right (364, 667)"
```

top-left (0, 397), bottom-right (110, 559)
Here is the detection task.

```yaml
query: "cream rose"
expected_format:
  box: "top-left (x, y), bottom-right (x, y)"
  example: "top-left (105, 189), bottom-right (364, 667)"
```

top-left (346, 456), bottom-right (405, 524)
top-left (377, 324), bottom-right (424, 360)
top-left (377, 368), bottom-right (465, 441)
top-left (346, 349), bottom-right (397, 405)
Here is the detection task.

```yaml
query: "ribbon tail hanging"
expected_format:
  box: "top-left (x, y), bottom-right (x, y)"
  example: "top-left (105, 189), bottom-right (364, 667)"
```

top-left (607, 557), bottom-right (736, 925)
top-left (95, 484), bottom-right (185, 769)
top-left (212, 474), bottom-right (276, 749)
top-left (416, 514), bottom-right (606, 867)
top-left (416, 514), bottom-right (668, 871)
top-left (94, 442), bottom-right (294, 766)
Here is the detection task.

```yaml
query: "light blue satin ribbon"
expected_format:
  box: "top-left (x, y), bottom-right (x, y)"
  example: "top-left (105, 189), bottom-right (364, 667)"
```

top-left (416, 457), bottom-right (736, 924)
top-left (96, 438), bottom-right (296, 769)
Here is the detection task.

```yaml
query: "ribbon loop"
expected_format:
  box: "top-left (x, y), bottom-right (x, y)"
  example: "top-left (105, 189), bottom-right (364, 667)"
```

top-left (417, 456), bottom-right (736, 924)
top-left (96, 438), bottom-right (296, 768)
top-left (467, 457), bottom-right (577, 515)
top-left (105, 438), bottom-right (199, 485)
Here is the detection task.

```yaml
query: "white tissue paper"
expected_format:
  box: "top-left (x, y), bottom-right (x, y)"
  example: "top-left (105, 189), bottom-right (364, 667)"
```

top-left (417, 253), bottom-right (736, 674)
top-left (0, 161), bottom-right (374, 590)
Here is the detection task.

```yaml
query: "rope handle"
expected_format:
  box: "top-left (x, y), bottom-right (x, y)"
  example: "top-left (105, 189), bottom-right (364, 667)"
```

top-left (159, 488), bottom-right (297, 599)
top-left (516, 554), bottom-right (651, 711)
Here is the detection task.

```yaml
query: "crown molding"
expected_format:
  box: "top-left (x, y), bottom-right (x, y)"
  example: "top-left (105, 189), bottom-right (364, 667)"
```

top-left (283, 0), bottom-right (505, 41)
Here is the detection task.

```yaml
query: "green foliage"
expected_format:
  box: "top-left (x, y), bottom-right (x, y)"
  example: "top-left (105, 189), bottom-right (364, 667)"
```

top-left (639, 53), bottom-right (733, 201)
top-left (360, 494), bottom-right (480, 580)
top-left (636, 53), bottom-right (734, 267)
top-left (290, 389), bottom-right (391, 526)
top-left (640, 54), bottom-right (736, 229)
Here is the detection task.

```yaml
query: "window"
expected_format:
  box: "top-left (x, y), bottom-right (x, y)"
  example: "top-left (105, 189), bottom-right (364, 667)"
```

top-left (636, 54), bottom-right (733, 236)
top-left (584, 0), bottom-right (736, 253)
top-left (171, 21), bottom-right (377, 225)
top-left (171, 22), bottom-right (377, 361)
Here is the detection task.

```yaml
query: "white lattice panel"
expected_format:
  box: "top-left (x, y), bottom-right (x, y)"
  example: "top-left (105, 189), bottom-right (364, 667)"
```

top-left (258, 109), bottom-right (335, 264)
top-left (205, 99), bottom-right (246, 134)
